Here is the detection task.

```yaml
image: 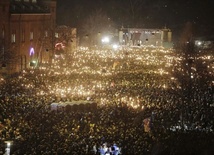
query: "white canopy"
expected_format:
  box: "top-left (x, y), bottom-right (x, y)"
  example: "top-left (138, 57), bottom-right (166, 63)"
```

top-left (50, 100), bottom-right (95, 111)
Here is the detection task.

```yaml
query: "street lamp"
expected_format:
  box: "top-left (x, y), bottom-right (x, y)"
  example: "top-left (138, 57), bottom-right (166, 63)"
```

top-left (30, 60), bottom-right (37, 67)
top-left (112, 44), bottom-right (119, 50)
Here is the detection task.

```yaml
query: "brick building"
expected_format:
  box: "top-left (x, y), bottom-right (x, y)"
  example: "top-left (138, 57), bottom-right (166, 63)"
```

top-left (0, 0), bottom-right (56, 73)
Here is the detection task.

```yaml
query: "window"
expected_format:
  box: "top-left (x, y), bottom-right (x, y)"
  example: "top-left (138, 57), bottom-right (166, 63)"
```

top-left (11, 30), bottom-right (16, 43)
top-left (45, 30), bottom-right (48, 37)
top-left (55, 32), bottom-right (59, 38)
top-left (12, 5), bottom-right (16, 10)
top-left (30, 31), bottom-right (33, 40)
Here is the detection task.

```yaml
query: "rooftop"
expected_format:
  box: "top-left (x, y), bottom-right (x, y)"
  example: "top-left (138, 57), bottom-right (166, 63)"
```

top-left (10, 1), bottom-right (51, 14)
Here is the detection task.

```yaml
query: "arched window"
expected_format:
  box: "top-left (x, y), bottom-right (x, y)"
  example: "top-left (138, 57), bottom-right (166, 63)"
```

top-left (30, 30), bottom-right (34, 41)
top-left (11, 30), bottom-right (16, 43)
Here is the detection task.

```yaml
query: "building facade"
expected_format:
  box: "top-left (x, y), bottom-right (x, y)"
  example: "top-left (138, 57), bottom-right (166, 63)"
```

top-left (119, 27), bottom-right (173, 48)
top-left (0, 0), bottom-right (56, 73)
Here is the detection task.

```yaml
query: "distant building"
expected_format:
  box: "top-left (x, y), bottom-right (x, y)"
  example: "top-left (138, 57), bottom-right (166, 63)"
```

top-left (119, 27), bottom-right (173, 48)
top-left (0, 0), bottom-right (56, 73)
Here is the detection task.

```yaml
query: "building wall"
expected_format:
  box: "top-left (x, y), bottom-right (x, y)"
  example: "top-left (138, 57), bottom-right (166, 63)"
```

top-left (0, 0), bottom-right (10, 59)
top-left (9, 14), bottom-right (53, 64)
top-left (0, 0), bottom-right (56, 73)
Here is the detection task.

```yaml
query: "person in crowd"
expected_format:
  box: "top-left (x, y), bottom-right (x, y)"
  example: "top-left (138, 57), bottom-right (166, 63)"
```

top-left (0, 47), bottom-right (213, 155)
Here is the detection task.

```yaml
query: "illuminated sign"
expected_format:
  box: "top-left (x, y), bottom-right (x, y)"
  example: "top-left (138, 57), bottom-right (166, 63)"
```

top-left (30, 47), bottom-right (35, 56)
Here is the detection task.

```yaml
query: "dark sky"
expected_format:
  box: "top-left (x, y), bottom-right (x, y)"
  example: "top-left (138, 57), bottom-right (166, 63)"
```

top-left (56, 0), bottom-right (214, 38)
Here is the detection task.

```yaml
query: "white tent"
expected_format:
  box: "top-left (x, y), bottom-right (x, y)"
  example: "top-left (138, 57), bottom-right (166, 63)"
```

top-left (50, 100), bottom-right (95, 111)
top-left (50, 103), bottom-right (58, 111)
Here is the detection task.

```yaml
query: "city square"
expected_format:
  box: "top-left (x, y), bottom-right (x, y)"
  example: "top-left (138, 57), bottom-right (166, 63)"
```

top-left (0, 0), bottom-right (214, 154)
top-left (0, 45), bottom-right (213, 154)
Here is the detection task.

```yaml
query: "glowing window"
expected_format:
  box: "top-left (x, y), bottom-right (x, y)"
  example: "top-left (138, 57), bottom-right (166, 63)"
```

top-left (45, 30), bottom-right (48, 37)
top-left (11, 33), bottom-right (16, 43)
top-left (55, 33), bottom-right (59, 38)
top-left (30, 31), bottom-right (33, 40)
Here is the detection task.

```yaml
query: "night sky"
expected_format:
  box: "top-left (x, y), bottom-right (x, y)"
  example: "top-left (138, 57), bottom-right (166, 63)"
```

top-left (56, 0), bottom-right (214, 39)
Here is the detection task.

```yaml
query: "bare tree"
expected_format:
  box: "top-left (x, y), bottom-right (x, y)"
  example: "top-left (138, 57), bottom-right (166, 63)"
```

top-left (172, 21), bottom-right (213, 128)
top-left (81, 9), bottom-right (115, 46)
top-left (179, 22), bottom-right (194, 44)
top-left (128, 0), bottom-right (145, 25)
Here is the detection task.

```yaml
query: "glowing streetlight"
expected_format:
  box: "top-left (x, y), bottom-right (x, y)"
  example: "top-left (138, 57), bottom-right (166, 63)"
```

top-left (30, 60), bottom-right (37, 67)
top-left (112, 44), bottom-right (118, 50)
top-left (101, 36), bottom-right (110, 43)
top-left (197, 41), bottom-right (202, 46)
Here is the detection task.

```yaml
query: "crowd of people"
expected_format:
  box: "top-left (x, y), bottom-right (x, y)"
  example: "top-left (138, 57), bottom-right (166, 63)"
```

top-left (0, 46), bottom-right (213, 154)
